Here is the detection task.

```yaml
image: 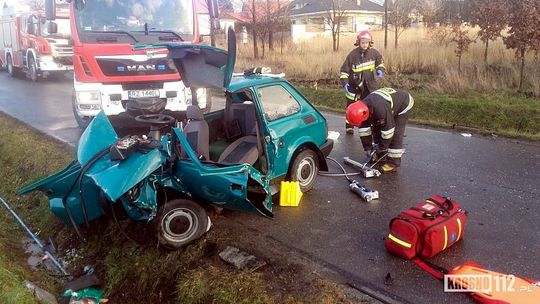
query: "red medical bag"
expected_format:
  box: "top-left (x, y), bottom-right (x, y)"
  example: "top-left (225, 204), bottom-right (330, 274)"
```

top-left (385, 195), bottom-right (468, 259)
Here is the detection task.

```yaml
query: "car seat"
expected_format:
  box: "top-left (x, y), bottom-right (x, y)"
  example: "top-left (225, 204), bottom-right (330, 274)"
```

top-left (218, 124), bottom-right (261, 165)
top-left (182, 105), bottom-right (209, 160)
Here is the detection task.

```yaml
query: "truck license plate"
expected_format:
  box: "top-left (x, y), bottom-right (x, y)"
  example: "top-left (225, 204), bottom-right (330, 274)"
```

top-left (128, 89), bottom-right (160, 98)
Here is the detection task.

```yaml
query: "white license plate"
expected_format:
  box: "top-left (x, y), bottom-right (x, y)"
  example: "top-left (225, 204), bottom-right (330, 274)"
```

top-left (128, 89), bottom-right (160, 98)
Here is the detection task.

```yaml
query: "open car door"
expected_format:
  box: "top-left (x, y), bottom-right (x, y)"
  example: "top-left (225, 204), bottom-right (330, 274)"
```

top-left (172, 128), bottom-right (273, 217)
top-left (138, 29), bottom-right (273, 217)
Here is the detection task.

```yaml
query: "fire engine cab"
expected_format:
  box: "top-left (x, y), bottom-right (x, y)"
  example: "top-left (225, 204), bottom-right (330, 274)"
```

top-left (45, 0), bottom-right (218, 128)
top-left (0, 5), bottom-right (73, 81)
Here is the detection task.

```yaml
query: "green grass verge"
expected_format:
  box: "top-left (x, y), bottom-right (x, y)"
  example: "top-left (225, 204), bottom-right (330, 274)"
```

top-left (296, 85), bottom-right (540, 141)
top-left (0, 113), bottom-right (354, 303)
top-left (0, 113), bottom-right (72, 303)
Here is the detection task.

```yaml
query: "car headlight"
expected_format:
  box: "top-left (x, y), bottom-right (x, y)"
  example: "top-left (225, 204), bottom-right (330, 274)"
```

top-left (76, 91), bottom-right (101, 104)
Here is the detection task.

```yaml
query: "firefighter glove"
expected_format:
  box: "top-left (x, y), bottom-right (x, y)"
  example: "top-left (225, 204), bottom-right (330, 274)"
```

top-left (376, 69), bottom-right (384, 79)
top-left (343, 83), bottom-right (350, 93)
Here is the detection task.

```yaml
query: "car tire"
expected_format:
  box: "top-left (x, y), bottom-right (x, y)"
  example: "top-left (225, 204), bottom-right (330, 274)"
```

top-left (154, 199), bottom-right (209, 250)
top-left (288, 148), bottom-right (319, 193)
top-left (72, 89), bottom-right (93, 129)
top-left (28, 56), bottom-right (39, 81)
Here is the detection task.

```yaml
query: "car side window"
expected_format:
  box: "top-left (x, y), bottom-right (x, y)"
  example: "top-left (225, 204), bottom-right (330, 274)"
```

top-left (257, 85), bottom-right (300, 122)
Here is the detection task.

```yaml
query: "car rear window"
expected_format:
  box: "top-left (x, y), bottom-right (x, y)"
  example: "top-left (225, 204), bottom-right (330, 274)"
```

top-left (257, 85), bottom-right (300, 121)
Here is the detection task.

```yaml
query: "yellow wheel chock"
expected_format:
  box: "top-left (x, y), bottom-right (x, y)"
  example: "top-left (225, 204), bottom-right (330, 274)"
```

top-left (279, 181), bottom-right (303, 207)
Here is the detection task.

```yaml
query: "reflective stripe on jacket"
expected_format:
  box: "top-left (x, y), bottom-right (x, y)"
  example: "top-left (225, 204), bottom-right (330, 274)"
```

top-left (340, 47), bottom-right (385, 98)
top-left (358, 88), bottom-right (414, 151)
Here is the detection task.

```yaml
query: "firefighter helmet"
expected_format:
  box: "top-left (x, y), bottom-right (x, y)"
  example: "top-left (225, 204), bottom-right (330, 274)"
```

top-left (346, 101), bottom-right (369, 126)
top-left (354, 30), bottom-right (373, 46)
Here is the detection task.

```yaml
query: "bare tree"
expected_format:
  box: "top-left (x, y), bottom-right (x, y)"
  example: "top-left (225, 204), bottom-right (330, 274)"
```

top-left (450, 17), bottom-right (473, 72)
top-left (469, 0), bottom-right (507, 65)
top-left (384, 0), bottom-right (388, 48)
top-left (248, 0), bottom-right (259, 58)
top-left (388, 0), bottom-right (419, 48)
top-left (503, 0), bottom-right (540, 92)
top-left (416, 0), bottom-right (446, 27)
top-left (325, 0), bottom-right (347, 52)
top-left (267, 0), bottom-right (289, 52)
top-left (26, 0), bottom-right (44, 11)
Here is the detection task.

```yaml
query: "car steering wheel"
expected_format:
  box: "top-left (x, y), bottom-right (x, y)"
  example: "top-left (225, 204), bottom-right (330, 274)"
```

top-left (134, 114), bottom-right (176, 126)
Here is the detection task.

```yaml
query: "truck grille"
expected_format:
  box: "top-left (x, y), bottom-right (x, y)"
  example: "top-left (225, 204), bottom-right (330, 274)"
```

top-left (96, 57), bottom-right (177, 77)
top-left (51, 44), bottom-right (73, 57)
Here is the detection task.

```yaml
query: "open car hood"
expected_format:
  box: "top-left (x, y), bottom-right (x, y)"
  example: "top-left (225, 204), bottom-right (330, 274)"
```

top-left (134, 28), bottom-right (236, 90)
top-left (19, 112), bottom-right (166, 202)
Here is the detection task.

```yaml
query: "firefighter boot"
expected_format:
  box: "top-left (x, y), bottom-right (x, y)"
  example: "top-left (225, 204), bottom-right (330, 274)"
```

top-left (380, 157), bottom-right (400, 173)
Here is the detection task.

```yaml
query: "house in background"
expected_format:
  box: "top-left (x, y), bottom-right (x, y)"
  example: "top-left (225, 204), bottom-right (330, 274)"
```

top-left (289, 0), bottom-right (384, 42)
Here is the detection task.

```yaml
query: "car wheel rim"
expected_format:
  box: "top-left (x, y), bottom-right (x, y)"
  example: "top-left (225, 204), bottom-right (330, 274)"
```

top-left (296, 156), bottom-right (316, 187)
top-left (161, 208), bottom-right (198, 242)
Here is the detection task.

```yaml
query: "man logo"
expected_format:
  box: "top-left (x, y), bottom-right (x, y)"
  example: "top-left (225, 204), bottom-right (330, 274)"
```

top-left (127, 65), bottom-right (156, 71)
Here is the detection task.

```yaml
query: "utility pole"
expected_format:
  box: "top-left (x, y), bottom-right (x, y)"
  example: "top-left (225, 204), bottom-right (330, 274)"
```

top-left (384, 0), bottom-right (388, 49)
top-left (207, 0), bottom-right (218, 46)
top-left (252, 0), bottom-right (259, 58)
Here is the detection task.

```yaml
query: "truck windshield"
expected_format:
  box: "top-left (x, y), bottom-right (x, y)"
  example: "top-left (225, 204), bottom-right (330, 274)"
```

top-left (75, 0), bottom-right (194, 40)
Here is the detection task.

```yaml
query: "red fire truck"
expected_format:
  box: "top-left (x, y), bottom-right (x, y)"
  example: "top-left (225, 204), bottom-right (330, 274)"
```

top-left (45, 0), bottom-right (218, 128)
top-left (0, 5), bottom-right (73, 81)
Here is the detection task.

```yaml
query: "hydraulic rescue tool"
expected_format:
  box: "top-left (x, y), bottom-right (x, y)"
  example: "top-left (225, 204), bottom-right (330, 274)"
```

top-left (343, 149), bottom-right (385, 178)
top-left (349, 180), bottom-right (379, 202)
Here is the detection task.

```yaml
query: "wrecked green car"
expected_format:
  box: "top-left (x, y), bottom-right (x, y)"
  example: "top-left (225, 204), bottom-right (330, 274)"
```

top-left (18, 33), bottom-right (333, 249)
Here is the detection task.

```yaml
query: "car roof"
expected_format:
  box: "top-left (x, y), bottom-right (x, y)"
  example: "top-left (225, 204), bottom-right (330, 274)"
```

top-left (228, 75), bottom-right (287, 92)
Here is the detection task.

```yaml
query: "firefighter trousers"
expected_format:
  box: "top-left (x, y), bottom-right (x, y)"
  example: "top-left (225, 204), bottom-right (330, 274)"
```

top-left (372, 111), bottom-right (410, 167)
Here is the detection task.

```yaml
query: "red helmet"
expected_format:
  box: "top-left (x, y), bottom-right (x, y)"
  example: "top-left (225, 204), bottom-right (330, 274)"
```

top-left (346, 101), bottom-right (369, 126)
top-left (354, 30), bottom-right (373, 46)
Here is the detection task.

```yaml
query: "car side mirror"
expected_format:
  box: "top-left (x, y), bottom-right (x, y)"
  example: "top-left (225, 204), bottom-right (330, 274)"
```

top-left (47, 22), bottom-right (58, 34)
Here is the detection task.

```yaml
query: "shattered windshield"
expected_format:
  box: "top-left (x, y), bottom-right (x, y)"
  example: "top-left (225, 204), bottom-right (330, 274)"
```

top-left (75, 0), bottom-right (194, 37)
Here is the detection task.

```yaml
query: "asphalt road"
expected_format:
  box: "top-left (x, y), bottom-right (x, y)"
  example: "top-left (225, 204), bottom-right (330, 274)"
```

top-left (1, 72), bottom-right (539, 303)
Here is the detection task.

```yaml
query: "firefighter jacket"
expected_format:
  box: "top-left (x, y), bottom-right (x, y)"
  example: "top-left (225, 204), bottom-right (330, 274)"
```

top-left (340, 47), bottom-right (385, 101)
top-left (358, 88), bottom-right (414, 151)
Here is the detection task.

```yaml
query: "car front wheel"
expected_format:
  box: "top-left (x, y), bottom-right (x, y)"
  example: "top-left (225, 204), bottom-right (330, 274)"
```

top-left (154, 199), bottom-right (209, 250)
top-left (288, 149), bottom-right (319, 193)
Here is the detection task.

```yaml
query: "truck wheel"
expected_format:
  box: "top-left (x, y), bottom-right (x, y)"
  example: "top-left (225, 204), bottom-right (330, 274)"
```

top-left (154, 199), bottom-right (209, 250)
top-left (7, 55), bottom-right (19, 77)
top-left (288, 148), bottom-right (319, 192)
top-left (28, 56), bottom-right (39, 82)
top-left (72, 90), bottom-right (93, 129)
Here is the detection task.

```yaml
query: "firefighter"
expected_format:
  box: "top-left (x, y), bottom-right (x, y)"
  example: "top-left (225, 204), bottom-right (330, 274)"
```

top-left (340, 30), bottom-right (385, 134)
top-left (345, 87), bottom-right (414, 173)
